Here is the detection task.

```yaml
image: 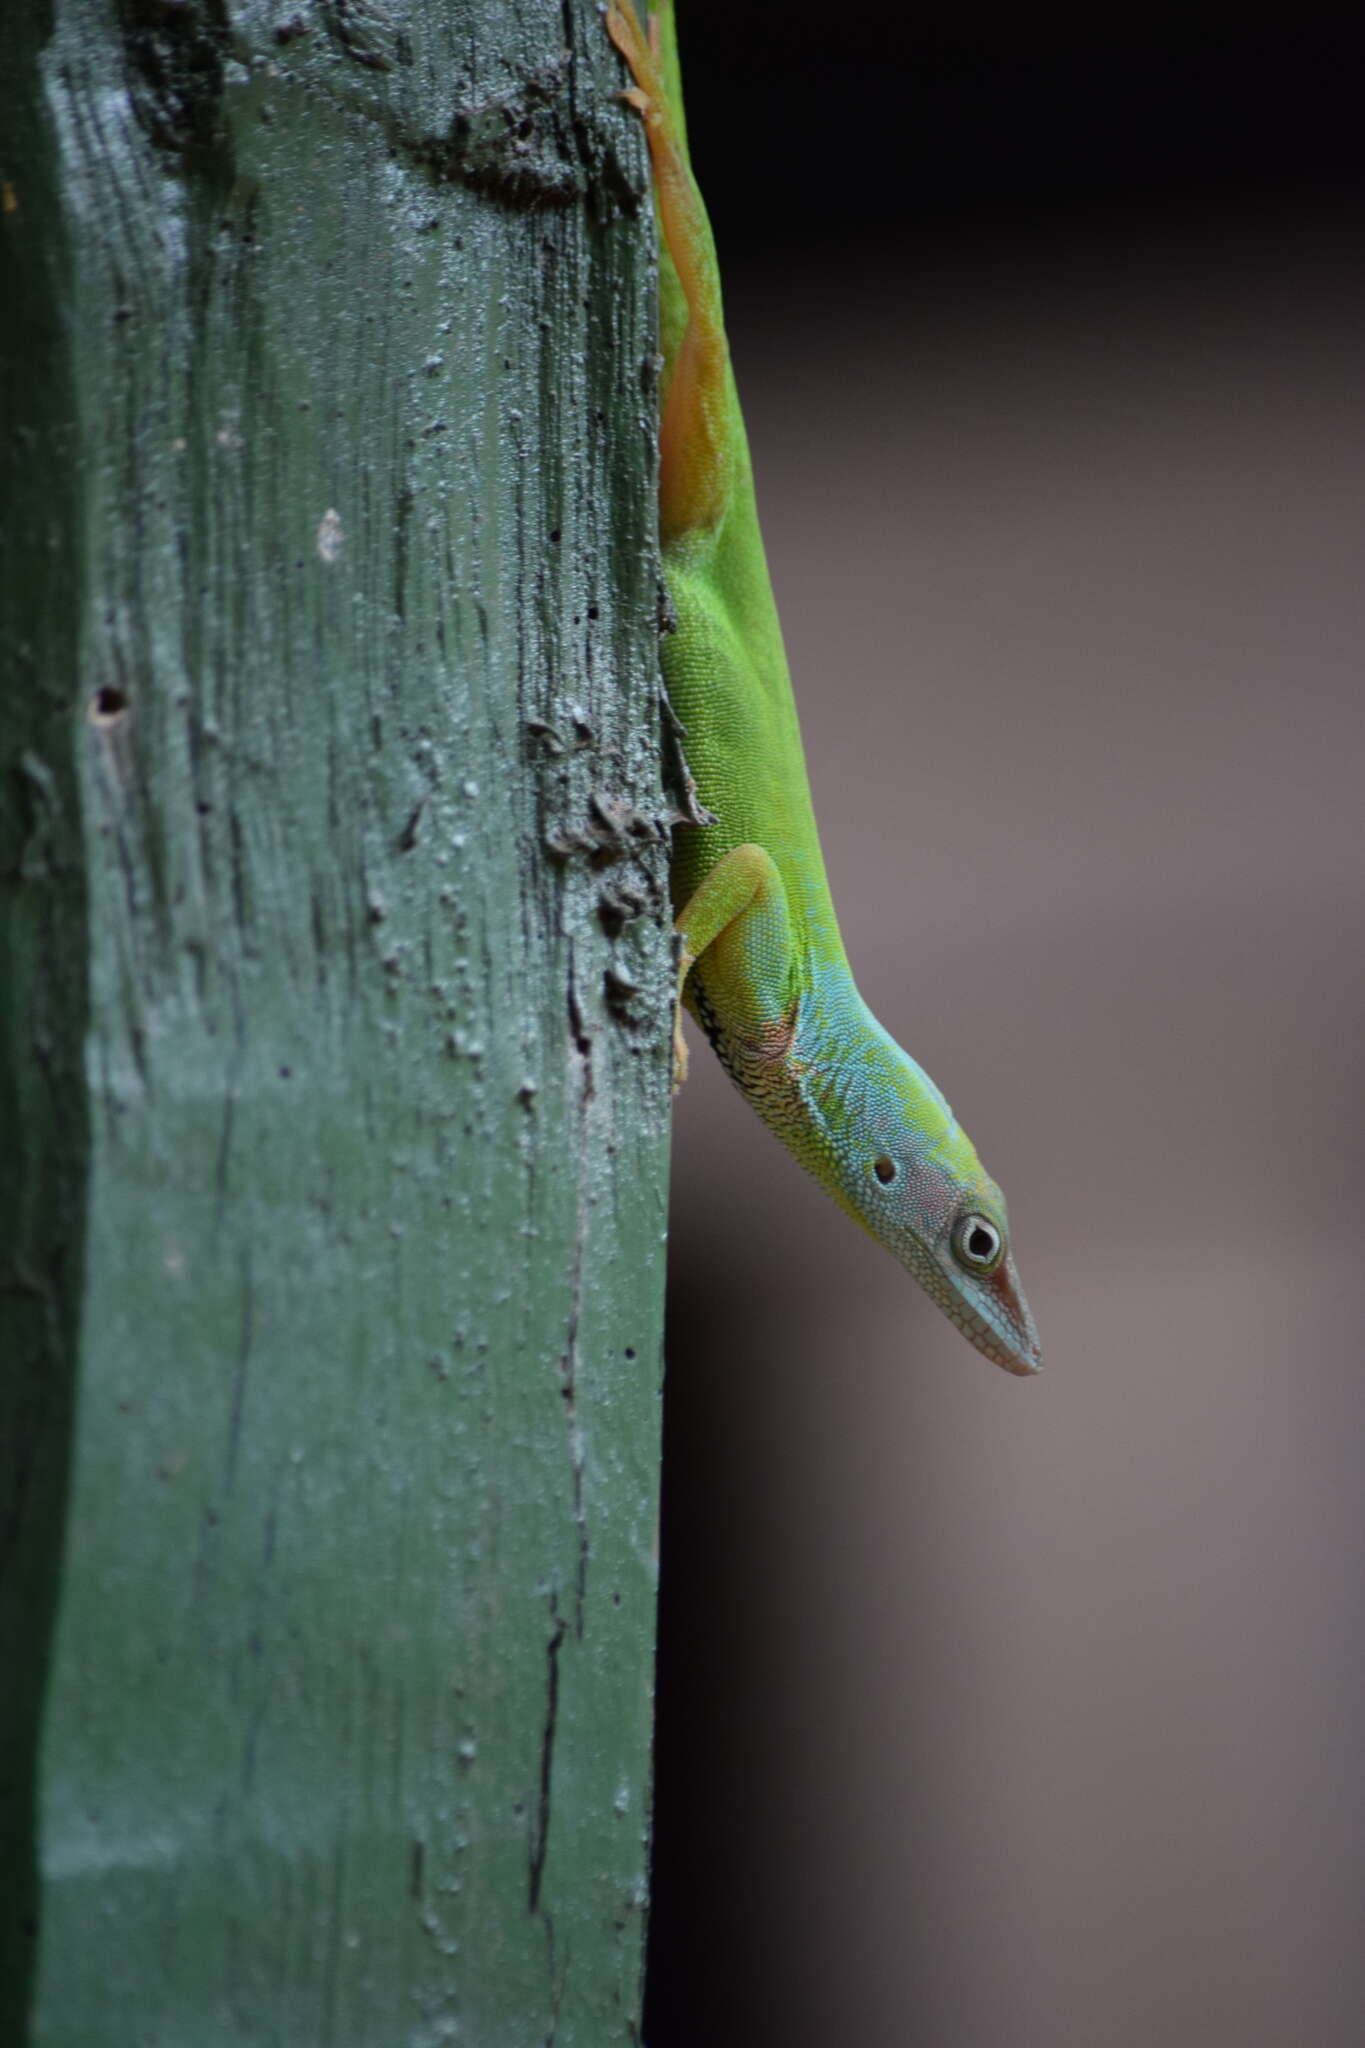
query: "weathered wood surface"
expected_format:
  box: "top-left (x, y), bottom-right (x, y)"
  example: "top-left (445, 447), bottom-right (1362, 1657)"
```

top-left (0, 4), bottom-right (670, 2041)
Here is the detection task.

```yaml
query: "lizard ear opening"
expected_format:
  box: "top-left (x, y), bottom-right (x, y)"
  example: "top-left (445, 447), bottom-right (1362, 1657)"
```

top-left (873, 1154), bottom-right (897, 1186)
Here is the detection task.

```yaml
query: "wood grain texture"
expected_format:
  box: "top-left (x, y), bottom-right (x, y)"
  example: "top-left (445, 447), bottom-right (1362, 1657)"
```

top-left (0, 4), bottom-right (670, 2041)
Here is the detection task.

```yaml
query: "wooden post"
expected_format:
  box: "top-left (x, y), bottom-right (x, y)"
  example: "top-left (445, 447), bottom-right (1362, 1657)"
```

top-left (0, 4), bottom-right (669, 2040)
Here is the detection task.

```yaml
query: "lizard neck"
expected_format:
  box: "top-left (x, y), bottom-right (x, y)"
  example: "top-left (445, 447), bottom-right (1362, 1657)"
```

top-left (691, 948), bottom-right (871, 1171)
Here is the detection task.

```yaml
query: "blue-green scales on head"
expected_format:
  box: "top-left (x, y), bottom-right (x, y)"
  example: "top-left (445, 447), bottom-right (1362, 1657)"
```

top-left (609, 0), bottom-right (1041, 1376)
top-left (690, 939), bottom-right (1042, 1376)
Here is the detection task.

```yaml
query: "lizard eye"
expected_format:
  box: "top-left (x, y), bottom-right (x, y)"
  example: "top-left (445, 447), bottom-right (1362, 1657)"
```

top-left (872, 1154), bottom-right (897, 1185)
top-left (953, 1214), bottom-right (1002, 1272)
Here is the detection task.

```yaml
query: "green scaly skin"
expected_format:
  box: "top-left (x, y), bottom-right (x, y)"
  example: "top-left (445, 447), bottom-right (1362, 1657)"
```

top-left (611, 2), bottom-right (1041, 1375)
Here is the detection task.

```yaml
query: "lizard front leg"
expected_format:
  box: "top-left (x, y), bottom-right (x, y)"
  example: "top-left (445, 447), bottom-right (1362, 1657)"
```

top-left (673, 843), bottom-right (797, 1090)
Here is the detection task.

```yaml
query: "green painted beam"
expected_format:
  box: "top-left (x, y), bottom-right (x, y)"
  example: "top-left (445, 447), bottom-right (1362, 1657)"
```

top-left (1, 4), bottom-right (670, 2041)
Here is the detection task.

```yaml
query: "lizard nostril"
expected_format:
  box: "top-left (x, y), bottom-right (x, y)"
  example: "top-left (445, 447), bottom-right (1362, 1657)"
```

top-left (873, 1155), bottom-right (897, 1185)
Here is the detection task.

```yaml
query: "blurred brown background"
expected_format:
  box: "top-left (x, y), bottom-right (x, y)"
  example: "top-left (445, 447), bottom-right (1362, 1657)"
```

top-left (645, 4), bottom-right (1365, 2043)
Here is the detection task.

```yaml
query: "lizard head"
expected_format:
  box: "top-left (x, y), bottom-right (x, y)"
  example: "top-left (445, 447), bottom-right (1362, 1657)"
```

top-left (810, 1027), bottom-right (1042, 1377)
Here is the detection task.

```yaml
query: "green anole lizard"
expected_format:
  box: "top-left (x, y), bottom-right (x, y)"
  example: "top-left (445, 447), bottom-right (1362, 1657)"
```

top-left (607, 2), bottom-right (1042, 1376)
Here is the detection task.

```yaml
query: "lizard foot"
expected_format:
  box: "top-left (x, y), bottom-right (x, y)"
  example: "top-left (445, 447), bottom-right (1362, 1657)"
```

top-left (672, 1007), bottom-right (690, 1093)
top-left (606, 4), bottom-right (663, 110)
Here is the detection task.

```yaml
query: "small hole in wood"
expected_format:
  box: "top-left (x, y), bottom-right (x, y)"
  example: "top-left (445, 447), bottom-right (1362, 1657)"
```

top-left (89, 686), bottom-right (128, 726)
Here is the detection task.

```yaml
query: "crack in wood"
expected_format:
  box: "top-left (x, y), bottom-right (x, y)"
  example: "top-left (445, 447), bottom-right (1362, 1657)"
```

top-left (527, 1599), bottom-right (567, 1914)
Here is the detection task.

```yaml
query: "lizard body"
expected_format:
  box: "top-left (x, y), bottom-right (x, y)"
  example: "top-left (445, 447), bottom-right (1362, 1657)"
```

top-left (608, 2), bottom-right (1041, 1375)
